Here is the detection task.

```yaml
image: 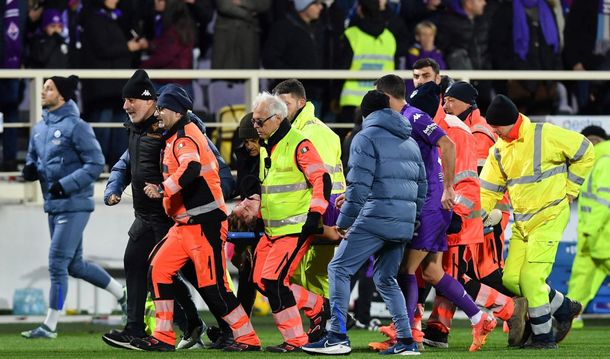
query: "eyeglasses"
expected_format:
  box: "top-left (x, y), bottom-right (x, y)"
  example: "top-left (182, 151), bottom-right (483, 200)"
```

top-left (251, 113), bottom-right (276, 127)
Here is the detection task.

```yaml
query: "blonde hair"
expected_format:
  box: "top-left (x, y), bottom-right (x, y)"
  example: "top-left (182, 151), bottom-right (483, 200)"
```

top-left (415, 21), bottom-right (437, 36)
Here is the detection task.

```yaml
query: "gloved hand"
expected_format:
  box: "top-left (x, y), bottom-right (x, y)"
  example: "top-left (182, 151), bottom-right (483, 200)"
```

top-left (483, 209), bottom-right (503, 227)
top-left (301, 211), bottom-right (323, 238)
top-left (49, 181), bottom-right (66, 198)
top-left (22, 163), bottom-right (39, 181)
top-left (446, 212), bottom-right (463, 234)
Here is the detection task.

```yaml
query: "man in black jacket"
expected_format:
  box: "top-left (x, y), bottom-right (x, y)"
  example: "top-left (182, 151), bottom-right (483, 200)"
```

top-left (101, 70), bottom-right (207, 350)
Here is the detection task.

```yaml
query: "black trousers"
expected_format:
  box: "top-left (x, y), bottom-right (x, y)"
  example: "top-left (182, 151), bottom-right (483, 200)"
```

top-left (124, 216), bottom-right (203, 335)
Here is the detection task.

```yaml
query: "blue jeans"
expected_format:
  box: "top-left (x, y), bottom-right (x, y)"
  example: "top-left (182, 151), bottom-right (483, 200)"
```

top-left (328, 227), bottom-right (411, 338)
top-left (48, 212), bottom-right (112, 310)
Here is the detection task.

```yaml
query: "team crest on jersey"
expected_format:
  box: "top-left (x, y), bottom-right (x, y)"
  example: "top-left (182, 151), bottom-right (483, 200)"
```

top-left (6, 21), bottom-right (19, 41)
top-left (177, 143), bottom-right (184, 149)
top-left (300, 146), bottom-right (309, 154)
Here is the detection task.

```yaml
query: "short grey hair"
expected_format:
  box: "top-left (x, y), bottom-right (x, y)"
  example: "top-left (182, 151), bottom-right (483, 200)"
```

top-left (252, 91), bottom-right (288, 120)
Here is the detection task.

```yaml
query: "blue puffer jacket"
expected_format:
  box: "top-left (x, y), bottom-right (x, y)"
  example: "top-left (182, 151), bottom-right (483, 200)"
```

top-left (337, 109), bottom-right (427, 242)
top-left (26, 100), bottom-right (104, 214)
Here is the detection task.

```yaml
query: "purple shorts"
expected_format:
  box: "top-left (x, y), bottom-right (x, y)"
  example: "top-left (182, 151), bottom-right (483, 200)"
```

top-left (323, 193), bottom-right (341, 226)
top-left (410, 207), bottom-right (451, 252)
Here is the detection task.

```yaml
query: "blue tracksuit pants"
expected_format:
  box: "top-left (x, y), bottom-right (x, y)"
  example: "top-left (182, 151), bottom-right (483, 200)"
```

top-left (48, 211), bottom-right (112, 310)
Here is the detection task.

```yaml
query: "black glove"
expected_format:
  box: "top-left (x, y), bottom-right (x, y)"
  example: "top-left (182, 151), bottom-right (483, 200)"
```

top-left (301, 211), bottom-right (323, 237)
top-left (49, 181), bottom-right (66, 198)
top-left (22, 163), bottom-right (38, 181)
top-left (446, 212), bottom-right (463, 234)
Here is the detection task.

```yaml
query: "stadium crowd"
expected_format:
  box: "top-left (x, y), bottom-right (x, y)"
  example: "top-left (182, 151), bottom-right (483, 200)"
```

top-left (0, 0), bottom-right (609, 170)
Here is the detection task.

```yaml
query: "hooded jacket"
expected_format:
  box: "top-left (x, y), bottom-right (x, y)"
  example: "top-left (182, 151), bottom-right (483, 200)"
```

top-left (337, 108), bottom-right (427, 241)
top-left (26, 100), bottom-right (104, 214)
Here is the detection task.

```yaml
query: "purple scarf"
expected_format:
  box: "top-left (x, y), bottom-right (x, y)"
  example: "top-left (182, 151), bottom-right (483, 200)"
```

top-left (3, 0), bottom-right (22, 68)
top-left (447, 0), bottom-right (468, 18)
top-left (512, 0), bottom-right (559, 61)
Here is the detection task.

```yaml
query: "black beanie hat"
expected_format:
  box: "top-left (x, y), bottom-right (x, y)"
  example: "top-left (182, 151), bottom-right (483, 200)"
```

top-left (486, 95), bottom-right (519, 126)
top-left (50, 75), bottom-right (78, 101)
top-left (581, 125), bottom-right (608, 140)
top-left (239, 113), bottom-right (258, 140)
top-left (360, 90), bottom-right (389, 118)
top-left (407, 82), bottom-right (440, 118)
top-left (445, 81), bottom-right (478, 105)
top-left (122, 69), bottom-right (156, 100)
top-left (157, 84), bottom-right (193, 114)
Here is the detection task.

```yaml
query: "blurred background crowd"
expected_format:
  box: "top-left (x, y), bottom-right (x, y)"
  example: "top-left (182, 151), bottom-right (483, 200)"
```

top-left (0, 0), bottom-right (606, 171)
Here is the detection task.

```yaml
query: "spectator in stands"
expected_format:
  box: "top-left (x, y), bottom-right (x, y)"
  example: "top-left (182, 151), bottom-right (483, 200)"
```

top-left (437, 0), bottom-right (492, 110)
top-left (489, 0), bottom-right (563, 115)
top-left (141, 0), bottom-right (195, 93)
top-left (563, 0), bottom-right (610, 114)
top-left (405, 21), bottom-right (445, 97)
top-left (20, 75), bottom-right (126, 339)
top-left (0, 0), bottom-right (27, 171)
top-left (212, 0), bottom-right (271, 69)
top-left (80, 0), bottom-right (147, 168)
top-left (334, 0), bottom-right (397, 127)
top-left (407, 21), bottom-right (445, 70)
top-left (400, 0), bottom-right (444, 33)
top-left (27, 8), bottom-right (70, 69)
top-left (263, 0), bottom-right (327, 116)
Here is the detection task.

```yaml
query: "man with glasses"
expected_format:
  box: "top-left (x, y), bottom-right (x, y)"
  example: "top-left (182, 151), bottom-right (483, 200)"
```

top-left (273, 79), bottom-right (344, 342)
top-left (250, 92), bottom-right (332, 352)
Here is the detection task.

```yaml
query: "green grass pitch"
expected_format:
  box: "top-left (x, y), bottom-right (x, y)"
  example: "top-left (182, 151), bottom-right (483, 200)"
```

top-left (1, 315), bottom-right (609, 358)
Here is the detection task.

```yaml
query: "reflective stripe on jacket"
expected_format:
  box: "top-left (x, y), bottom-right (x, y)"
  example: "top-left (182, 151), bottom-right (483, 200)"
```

top-left (259, 126), bottom-right (327, 237)
top-left (162, 119), bottom-right (227, 225)
top-left (340, 27), bottom-right (396, 107)
top-left (437, 114), bottom-right (483, 245)
top-left (480, 115), bottom-right (594, 234)
top-left (578, 141), bottom-right (610, 258)
top-left (464, 109), bottom-right (512, 217)
top-left (293, 102), bottom-right (346, 194)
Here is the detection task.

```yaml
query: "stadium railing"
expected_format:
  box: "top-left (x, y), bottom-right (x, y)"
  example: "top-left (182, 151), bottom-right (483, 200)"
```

top-left (2, 68), bottom-right (610, 202)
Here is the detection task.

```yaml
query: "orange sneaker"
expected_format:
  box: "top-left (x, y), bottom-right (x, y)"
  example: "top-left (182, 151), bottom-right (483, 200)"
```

top-left (379, 323), bottom-right (397, 340)
top-left (469, 313), bottom-right (497, 352)
top-left (368, 338), bottom-right (397, 352)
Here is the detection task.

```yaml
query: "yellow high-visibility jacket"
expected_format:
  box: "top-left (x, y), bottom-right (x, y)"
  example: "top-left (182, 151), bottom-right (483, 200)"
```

top-left (578, 140), bottom-right (610, 258)
top-left (293, 102), bottom-right (346, 194)
top-left (480, 115), bottom-right (594, 234)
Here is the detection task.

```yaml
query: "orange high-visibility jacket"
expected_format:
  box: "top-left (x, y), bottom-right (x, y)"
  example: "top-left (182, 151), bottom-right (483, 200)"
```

top-left (465, 109), bottom-right (512, 215)
top-left (161, 118), bottom-right (227, 225)
top-left (435, 113), bottom-right (484, 246)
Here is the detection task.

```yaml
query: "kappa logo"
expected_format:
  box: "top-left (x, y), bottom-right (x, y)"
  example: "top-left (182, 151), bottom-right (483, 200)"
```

top-left (413, 113), bottom-right (423, 121)
top-left (141, 89), bottom-right (151, 97)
